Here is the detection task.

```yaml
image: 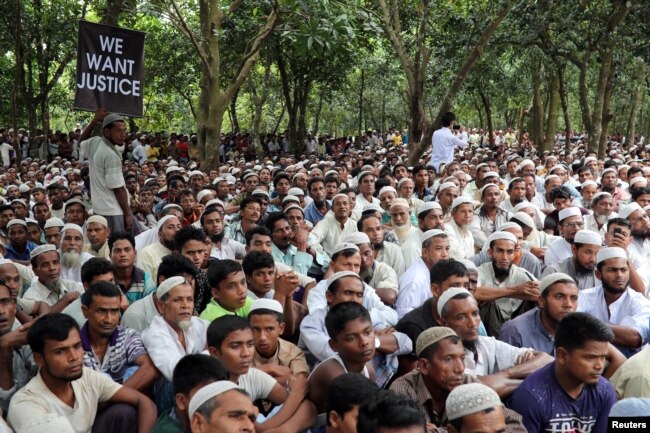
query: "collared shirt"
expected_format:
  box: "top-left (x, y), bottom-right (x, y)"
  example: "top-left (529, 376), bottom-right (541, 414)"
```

top-left (210, 237), bottom-right (246, 260)
top-left (429, 128), bottom-right (468, 171)
top-left (396, 258), bottom-right (431, 319)
top-left (377, 241), bottom-right (406, 277)
top-left (445, 219), bottom-right (474, 260)
top-left (400, 228), bottom-right (424, 270)
top-left (471, 250), bottom-right (541, 279)
top-left (610, 346), bottom-right (650, 399)
top-left (199, 297), bottom-right (253, 322)
top-left (5, 241), bottom-right (38, 261)
top-left (542, 257), bottom-right (597, 291)
top-left (141, 315), bottom-right (210, 381)
top-left (137, 241), bottom-right (172, 281)
top-left (22, 278), bottom-right (83, 306)
top-left (304, 200), bottom-right (330, 225)
top-left (81, 324), bottom-right (147, 384)
top-left (367, 261), bottom-right (398, 293)
top-left (115, 266), bottom-right (157, 304)
top-left (629, 237), bottom-right (650, 262)
top-left (121, 294), bottom-right (158, 333)
top-left (0, 320), bottom-right (37, 414)
top-left (224, 220), bottom-right (248, 244)
top-left (82, 241), bottom-right (110, 260)
top-left (252, 338), bottom-right (309, 376)
top-left (464, 335), bottom-right (532, 376)
top-left (498, 308), bottom-right (554, 355)
top-left (578, 285), bottom-right (650, 346)
top-left (271, 243), bottom-right (313, 276)
top-left (477, 262), bottom-right (533, 320)
top-left (544, 238), bottom-right (573, 267)
top-left (470, 207), bottom-right (512, 249)
top-left (8, 367), bottom-right (122, 433)
top-left (583, 213), bottom-right (610, 237)
top-left (309, 214), bottom-right (358, 256)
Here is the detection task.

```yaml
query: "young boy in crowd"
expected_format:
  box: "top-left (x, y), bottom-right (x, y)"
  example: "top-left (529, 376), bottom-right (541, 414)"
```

top-left (248, 298), bottom-right (309, 384)
top-left (325, 373), bottom-right (378, 433)
top-left (200, 259), bottom-right (252, 321)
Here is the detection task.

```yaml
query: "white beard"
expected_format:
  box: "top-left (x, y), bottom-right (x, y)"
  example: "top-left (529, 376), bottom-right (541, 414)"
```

top-left (393, 223), bottom-right (412, 243)
top-left (177, 320), bottom-right (192, 331)
top-left (61, 251), bottom-right (81, 269)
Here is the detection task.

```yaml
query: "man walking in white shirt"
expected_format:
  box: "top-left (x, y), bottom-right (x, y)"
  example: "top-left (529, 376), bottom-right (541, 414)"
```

top-left (429, 112), bottom-right (468, 173)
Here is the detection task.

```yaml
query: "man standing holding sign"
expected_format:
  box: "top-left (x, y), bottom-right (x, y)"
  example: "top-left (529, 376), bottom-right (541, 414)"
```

top-left (80, 109), bottom-right (133, 234)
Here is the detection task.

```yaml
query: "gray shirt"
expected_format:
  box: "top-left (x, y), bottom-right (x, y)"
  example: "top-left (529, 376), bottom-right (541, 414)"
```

top-left (498, 308), bottom-right (554, 355)
top-left (542, 257), bottom-right (597, 291)
top-left (471, 250), bottom-right (542, 279)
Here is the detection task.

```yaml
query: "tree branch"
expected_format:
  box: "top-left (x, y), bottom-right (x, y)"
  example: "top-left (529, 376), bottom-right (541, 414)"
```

top-left (167, 0), bottom-right (211, 73)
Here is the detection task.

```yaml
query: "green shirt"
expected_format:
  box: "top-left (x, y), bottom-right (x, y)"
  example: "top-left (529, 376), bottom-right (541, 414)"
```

top-left (200, 297), bottom-right (253, 322)
top-left (152, 411), bottom-right (184, 433)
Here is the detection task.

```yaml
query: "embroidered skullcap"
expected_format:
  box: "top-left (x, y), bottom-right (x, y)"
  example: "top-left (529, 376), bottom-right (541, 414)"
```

top-left (378, 186), bottom-right (397, 197)
top-left (249, 298), bottom-right (283, 315)
top-left (61, 223), bottom-right (83, 235)
top-left (446, 383), bottom-right (502, 421)
top-left (30, 244), bottom-right (56, 260)
top-left (479, 183), bottom-right (500, 196)
top-left (330, 243), bottom-right (360, 256)
top-left (44, 217), bottom-right (64, 229)
top-left (619, 202), bottom-right (643, 220)
top-left (437, 182), bottom-right (458, 193)
top-left (451, 196), bottom-right (473, 210)
top-left (6, 219), bottom-right (26, 229)
top-left (87, 215), bottom-right (108, 228)
top-left (156, 276), bottom-right (188, 299)
top-left (196, 190), bottom-right (213, 202)
top-left (510, 212), bottom-right (535, 229)
top-left (417, 201), bottom-right (441, 215)
top-left (189, 381), bottom-right (240, 419)
top-left (629, 177), bottom-right (648, 188)
top-left (332, 193), bottom-right (350, 204)
top-left (415, 327), bottom-right (457, 357)
top-left (326, 271), bottom-right (362, 291)
top-left (390, 198), bottom-right (410, 210)
top-left (156, 215), bottom-right (179, 232)
top-left (539, 272), bottom-right (576, 295)
top-left (437, 287), bottom-right (472, 317)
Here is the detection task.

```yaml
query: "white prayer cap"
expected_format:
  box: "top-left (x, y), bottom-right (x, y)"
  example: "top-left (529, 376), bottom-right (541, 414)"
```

top-left (629, 177), bottom-right (648, 189)
top-left (437, 287), bottom-right (472, 317)
top-left (284, 204), bottom-right (304, 214)
top-left (326, 270), bottom-right (362, 291)
top-left (44, 217), bottom-right (65, 229)
top-left (378, 186), bottom-right (397, 197)
top-left (25, 218), bottom-right (38, 225)
top-left (165, 166), bottom-right (180, 175)
top-left (574, 230), bottom-right (602, 246)
top-left (601, 167), bottom-right (617, 177)
top-left (18, 183), bottom-right (31, 193)
top-left (581, 180), bottom-right (598, 189)
top-left (558, 207), bottom-right (581, 221)
top-left (344, 232), bottom-right (371, 245)
top-left (422, 229), bottom-right (446, 245)
top-left (390, 198), bottom-right (410, 210)
top-left (544, 174), bottom-right (561, 184)
top-left (251, 189), bottom-right (270, 199)
top-left (205, 199), bottom-right (225, 209)
top-left (63, 198), bottom-right (86, 212)
top-left (482, 171), bottom-right (499, 181)
top-left (332, 193), bottom-right (350, 204)
top-left (325, 169), bottom-right (339, 177)
top-left (157, 276), bottom-right (188, 299)
top-left (458, 259), bottom-right (478, 272)
top-left (596, 247), bottom-right (627, 265)
top-left (397, 178), bottom-right (414, 188)
top-left (11, 198), bottom-right (27, 207)
top-left (249, 298), bottom-right (283, 315)
top-left (517, 159), bottom-right (535, 172)
top-left (212, 176), bottom-right (226, 185)
top-left (282, 195), bottom-right (299, 205)
top-left (243, 172), bottom-right (259, 181)
top-left (156, 215), bottom-right (180, 232)
top-left (357, 171), bottom-right (374, 182)
top-left (496, 222), bottom-right (521, 232)
top-left (479, 183), bottom-right (500, 196)
top-left (189, 170), bottom-right (204, 178)
top-left (189, 381), bottom-right (240, 419)
top-left (590, 192), bottom-right (612, 204)
top-left (475, 163), bottom-right (488, 171)
top-left (619, 202), bottom-right (643, 219)
top-left (584, 156), bottom-right (597, 164)
top-left (61, 223), bottom-right (83, 236)
top-left (86, 215), bottom-right (108, 228)
top-left (510, 212), bottom-right (535, 230)
top-left (163, 203), bottom-right (183, 212)
top-left (330, 243), bottom-right (360, 256)
top-left (30, 243), bottom-right (57, 260)
top-left (196, 190), bottom-right (213, 202)
top-left (415, 327), bottom-right (457, 357)
top-left (446, 383), bottom-right (502, 421)
top-left (437, 182), bottom-right (458, 193)
top-left (512, 201), bottom-right (535, 213)
top-left (6, 219), bottom-right (27, 229)
top-left (451, 196), bottom-right (473, 210)
top-left (485, 231), bottom-right (517, 247)
top-left (539, 272), bottom-right (576, 295)
top-left (417, 201), bottom-right (441, 215)
top-left (168, 160), bottom-right (179, 167)
top-left (362, 203), bottom-right (383, 214)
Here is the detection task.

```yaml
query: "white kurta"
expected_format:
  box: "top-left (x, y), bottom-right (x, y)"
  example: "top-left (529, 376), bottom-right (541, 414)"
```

top-left (544, 238), bottom-right (572, 267)
top-left (137, 241), bottom-right (172, 281)
top-left (377, 241), bottom-right (406, 278)
top-left (395, 258), bottom-right (431, 319)
top-left (22, 278), bottom-right (84, 306)
top-left (400, 228), bottom-right (424, 270)
top-left (477, 262), bottom-right (534, 320)
top-left (309, 214), bottom-right (358, 256)
top-left (445, 220), bottom-right (474, 260)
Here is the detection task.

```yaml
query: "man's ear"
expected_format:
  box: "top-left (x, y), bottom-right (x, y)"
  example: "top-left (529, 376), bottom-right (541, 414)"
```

top-left (325, 290), bottom-right (333, 305)
top-left (81, 304), bottom-right (89, 319)
top-left (595, 269), bottom-right (601, 281)
top-left (571, 245), bottom-right (577, 256)
top-left (208, 346), bottom-right (220, 358)
top-left (328, 410), bottom-right (342, 429)
top-left (33, 352), bottom-right (45, 369)
top-left (328, 338), bottom-right (338, 354)
top-left (278, 322), bottom-right (286, 335)
top-left (416, 358), bottom-right (430, 375)
top-left (431, 283), bottom-right (442, 298)
top-left (487, 248), bottom-right (494, 258)
top-left (190, 413), bottom-right (208, 433)
top-left (175, 393), bottom-right (189, 412)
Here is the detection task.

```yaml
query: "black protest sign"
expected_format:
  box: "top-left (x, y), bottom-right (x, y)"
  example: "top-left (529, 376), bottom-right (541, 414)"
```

top-left (74, 20), bottom-right (145, 117)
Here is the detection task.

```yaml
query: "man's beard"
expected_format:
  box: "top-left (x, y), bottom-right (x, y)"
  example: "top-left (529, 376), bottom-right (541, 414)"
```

top-left (582, 200), bottom-right (592, 210)
top-left (161, 238), bottom-right (176, 250)
top-left (575, 260), bottom-right (594, 274)
top-left (631, 228), bottom-right (650, 240)
top-left (210, 231), bottom-right (225, 243)
top-left (373, 241), bottom-right (385, 251)
top-left (595, 214), bottom-right (608, 225)
top-left (177, 319), bottom-right (192, 330)
top-left (462, 338), bottom-right (477, 353)
top-left (45, 279), bottom-right (62, 293)
top-left (602, 279), bottom-right (627, 295)
top-left (492, 260), bottom-right (511, 280)
top-left (61, 251), bottom-right (81, 269)
top-left (360, 267), bottom-right (372, 284)
top-left (91, 242), bottom-right (104, 252)
top-left (393, 222), bottom-right (412, 242)
top-left (45, 363), bottom-right (82, 382)
top-left (511, 196), bottom-right (525, 205)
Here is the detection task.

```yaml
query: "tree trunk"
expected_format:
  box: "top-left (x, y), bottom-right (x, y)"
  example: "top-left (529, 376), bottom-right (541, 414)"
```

top-left (313, 91), bottom-right (324, 137)
top-left (358, 68), bottom-right (365, 139)
top-left (598, 67), bottom-right (614, 159)
top-left (557, 65), bottom-right (571, 149)
top-left (544, 73), bottom-right (560, 152)
top-left (626, 63), bottom-right (647, 147)
top-left (230, 88), bottom-right (240, 132)
top-left (531, 61), bottom-right (544, 154)
top-left (478, 89), bottom-right (493, 146)
top-left (11, 0), bottom-right (23, 162)
top-left (517, 106), bottom-right (528, 144)
top-left (474, 96), bottom-right (484, 128)
top-left (590, 48), bottom-right (614, 154)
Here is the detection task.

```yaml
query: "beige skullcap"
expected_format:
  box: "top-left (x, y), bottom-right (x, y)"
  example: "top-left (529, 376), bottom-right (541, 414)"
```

top-left (332, 193), bottom-right (350, 204)
top-left (196, 189), bottom-right (213, 202)
top-left (61, 223), bottom-right (83, 235)
top-left (398, 177), bottom-right (414, 187)
top-left (343, 232), bottom-right (371, 245)
top-left (284, 204), bottom-right (304, 214)
top-left (156, 276), bottom-right (188, 299)
top-left (451, 196), bottom-right (473, 210)
top-left (479, 183), bottom-right (500, 196)
top-left (415, 327), bottom-right (457, 357)
top-left (539, 272), bottom-right (576, 295)
top-left (205, 198), bottom-right (225, 209)
top-left (629, 177), bottom-right (648, 188)
top-left (378, 186), bottom-right (397, 197)
top-left (7, 219), bottom-right (27, 229)
top-left (326, 270), bottom-right (362, 291)
top-left (189, 381), bottom-right (240, 419)
top-left (446, 383), bottom-right (503, 421)
top-left (458, 259), bottom-right (477, 272)
top-left (30, 243), bottom-right (56, 260)
top-left (584, 156), bottom-right (597, 165)
top-left (601, 167), bottom-right (617, 177)
top-left (437, 287), bottom-right (472, 317)
top-left (517, 159), bottom-right (535, 172)
top-left (63, 198), bottom-right (86, 212)
top-left (330, 243), bottom-right (360, 256)
top-left (249, 298), bottom-right (283, 315)
top-left (510, 212), bottom-right (535, 229)
top-left (251, 189), bottom-right (270, 199)
top-left (558, 207), bottom-right (581, 221)
top-left (619, 202), bottom-right (643, 220)
top-left (44, 217), bottom-right (65, 229)
top-left (282, 195), bottom-right (299, 205)
top-left (596, 247), bottom-right (627, 265)
top-left (437, 182), bottom-right (458, 193)
top-left (390, 198), bottom-right (410, 210)
top-left (87, 215), bottom-right (108, 228)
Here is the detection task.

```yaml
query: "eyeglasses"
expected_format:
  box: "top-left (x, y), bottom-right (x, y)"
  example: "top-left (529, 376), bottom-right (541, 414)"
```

top-left (562, 221), bottom-right (584, 228)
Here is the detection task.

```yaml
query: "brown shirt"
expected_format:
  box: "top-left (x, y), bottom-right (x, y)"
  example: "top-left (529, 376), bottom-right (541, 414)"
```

top-left (389, 370), bottom-right (526, 433)
top-left (252, 338), bottom-right (310, 376)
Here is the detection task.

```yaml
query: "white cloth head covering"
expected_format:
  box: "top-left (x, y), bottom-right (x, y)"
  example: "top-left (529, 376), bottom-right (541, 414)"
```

top-left (619, 202), bottom-right (643, 220)
top-left (330, 243), bottom-right (360, 256)
top-left (288, 187), bottom-right (304, 197)
top-left (574, 230), bottom-right (602, 246)
top-left (332, 193), bottom-right (350, 204)
top-left (517, 159), bottom-right (535, 172)
top-left (629, 177), bottom-right (648, 189)
top-left (157, 215), bottom-right (179, 233)
top-left (156, 276), bottom-right (187, 299)
top-left (249, 298), bottom-right (283, 315)
top-left (44, 217), bottom-right (65, 230)
top-left (596, 247), bottom-right (627, 265)
top-left (417, 201), bottom-right (442, 215)
top-left (539, 272), bottom-right (576, 295)
top-left (512, 201), bottom-right (535, 213)
top-left (482, 171), bottom-right (499, 180)
top-left (378, 186), bottom-right (397, 197)
top-left (7, 219), bottom-right (27, 229)
top-left (558, 207), bottom-right (581, 221)
top-left (61, 223), bottom-right (83, 236)
top-left (87, 215), bottom-right (108, 228)
top-left (30, 244), bottom-right (57, 260)
top-left (437, 287), bottom-right (472, 317)
top-left (189, 381), bottom-right (240, 419)
top-left (486, 231), bottom-right (517, 246)
top-left (437, 182), bottom-right (458, 194)
top-left (282, 195), bottom-right (299, 204)
top-left (362, 203), bottom-right (383, 214)
top-left (343, 232), bottom-right (371, 245)
top-left (326, 270), bottom-right (361, 291)
top-left (451, 196), bottom-right (473, 210)
top-left (390, 198), bottom-right (410, 210)
top-left (422, 229), bottom-right (446, 245)
top-left (581, 180), bottom-right (598, 189)
top-left (196, 190), bottom-right (213, 202)
top-left (446, 383), bottom-right (503, 421)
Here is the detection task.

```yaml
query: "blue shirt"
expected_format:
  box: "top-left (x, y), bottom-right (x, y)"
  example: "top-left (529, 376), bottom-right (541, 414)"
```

top-left (498, 308), bottom-right (553, 355)
top-left (5, 241), bottom-right (37, 261)
top-left (304, 201), bottom-right (330, 225)
top-left (509, 362), bottom-right (616, 433)
top-left (271, 243), bottom-right (313, 277)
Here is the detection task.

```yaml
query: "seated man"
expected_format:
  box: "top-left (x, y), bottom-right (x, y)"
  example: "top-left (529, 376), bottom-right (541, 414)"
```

top-left (59, 223), bottom-right (93, 282)
top-left (7, 313), bottom-right (157, 433)
top-left (308, 302), bottom-right (377, 412)
top-left (248, 298), bottom-right (309, 382)
top-left (121, 254), bottom-right (198, 333)
top-left (390, 327), bottom-right (525, 429)
top-left (62, 257), bottom-right (117, 325)
top-left (438, 288), bottom-right (553, 385)
top-left (474, 231), bottom-right (539, 336)
top-left (446, 383), bottom-right (509, 433)
top-left (109, 231), bottom-right (157, 305)
top-left (325, 373), bottom-right (378, 433)
top-left (187, 381), bottom-right (256, 433)
top-left (23, 244), bottom-right (83, 308)
top-left (80, 281), bottom-right (159, 393)
top-left (510, 312), bottom-right (617, 433)
top-left (542, 230), bottom-right (601, 291)
top-left (141, 276), bottom-right (209, 383)
top-left (358, 213), bottom-right (406, 277)
top-left (207, 315), bottom-right (314, 432)
top-left (83, 215), bottom-right (111, 260)
top-left (578, 247), bottom-right (650, 354)
top-left (137, 215), bottom-right (182, 280)
top-left (357, 390), bottom-right (426, 433)
top-left (152, 354), bottom-right (228, 433)
top-left (5, 219), bottom-right (38, 265)
top-left (200, 259), bottom-right (253, 321)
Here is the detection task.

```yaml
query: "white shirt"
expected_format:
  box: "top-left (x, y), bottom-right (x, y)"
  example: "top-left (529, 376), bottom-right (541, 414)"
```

top-left (141, 315), bottom-right (209, 381)
top-left (445, 220), bottom-right (474, 260)
top-left (477, 262), bottom-right (533, 320)
top-left (60, 251), bottom-right (93, 283)
top-left (121, 294), bottom-right (158, 333)
top-left (309, 214), bottom-right (358, 256)
top-left (211, 237), bottom-right (246, 260)
top-left (22, 278), bottom-right (84, 306)
top-left (237, 368), bottom-right (277, 401)
top-left (544, 238), bottom-right (573, 267)
top-left (578, 285), bottom-right (650, 345)
top-left (132, 143), bottom-right (147, 164)
top-left (137, 241), bottom-right (172, 281)
top-left (400, 228), bottom-right (424, 270)
top-left (369, 261), bottom-right (399, 292)
top-left (464, 336), bottom-right (532, 376)
top-left (0, 142), bottom-right (11, 167)
top-left (395, 258), bottom-right (431, 319)
top-left (377, 241), bottom-right (407, 278)
top-left (429, 127), bottom-right (468, 171)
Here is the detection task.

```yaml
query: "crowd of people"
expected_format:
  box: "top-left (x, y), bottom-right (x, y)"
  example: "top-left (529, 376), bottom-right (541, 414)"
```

top-left (0, 107), bottom-right (649, 433)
